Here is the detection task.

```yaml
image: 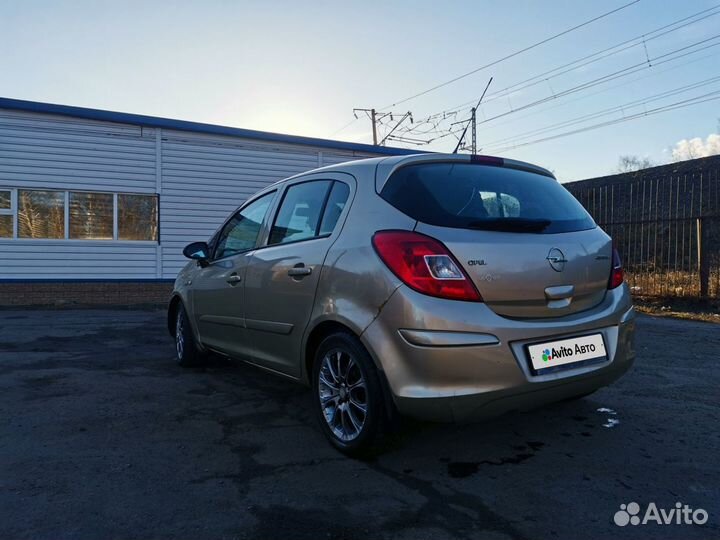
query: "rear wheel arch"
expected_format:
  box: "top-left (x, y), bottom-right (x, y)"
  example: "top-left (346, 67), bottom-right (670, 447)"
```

top-left (304, 320), bottom-right (358, 383)
top-left (304, 319), bottom-right (397, 422)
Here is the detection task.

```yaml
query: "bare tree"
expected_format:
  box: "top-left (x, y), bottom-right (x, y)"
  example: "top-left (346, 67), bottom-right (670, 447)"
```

top-left (18, 191), bottom-right (64, 239)
top-left (616, 155), bottom-right (655, 173)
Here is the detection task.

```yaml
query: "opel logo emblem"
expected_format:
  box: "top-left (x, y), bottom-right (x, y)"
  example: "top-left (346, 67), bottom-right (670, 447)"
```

top-left (546, 248), bottom-right (567, 272)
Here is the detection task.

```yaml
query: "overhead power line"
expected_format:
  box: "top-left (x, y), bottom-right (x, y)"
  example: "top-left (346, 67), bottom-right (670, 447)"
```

top-left (381, 0), bottom-right (641, 109)
top-left (332, 3), bottom-right (719, 146)
top-left (480, 75), bottom-right (720, 149)
top-left (489, 90), bottom-right (720, 153)
top-left (391, 35), bottom-right (720, 150)
top-left (412, 4), bottom-right (720, 125)
top-left (472, 47), bottom-right (720, 133)
top-left (351, 108), bottom-right (415, 145)
top-left (379, 111), bottom-right (414, 145)
top-left (473, 33), bottom-right (720, 127)
top-left (330, 117), bottom-right (360, 137)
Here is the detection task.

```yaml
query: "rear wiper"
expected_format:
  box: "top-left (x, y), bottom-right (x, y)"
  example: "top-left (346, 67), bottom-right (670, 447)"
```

top-left (466, 218), bottom-right (552, 232)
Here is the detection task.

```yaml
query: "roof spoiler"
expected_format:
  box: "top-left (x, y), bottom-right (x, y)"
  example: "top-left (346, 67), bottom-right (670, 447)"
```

top-left (374, 153), bottom-right (555, 192)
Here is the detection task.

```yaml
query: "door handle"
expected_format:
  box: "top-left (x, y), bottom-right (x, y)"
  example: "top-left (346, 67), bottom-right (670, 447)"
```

top-left (226, 274), bottom-right (242, 285)
top-left (288, 264), bottom-right (312, 277)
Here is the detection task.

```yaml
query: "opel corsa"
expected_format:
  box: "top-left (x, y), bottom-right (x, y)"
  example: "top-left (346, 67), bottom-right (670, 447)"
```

top-left (169, 154), bottom-right (635, 455)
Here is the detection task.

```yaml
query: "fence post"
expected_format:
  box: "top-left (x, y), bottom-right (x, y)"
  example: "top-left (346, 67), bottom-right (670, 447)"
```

top-left (697, 217), bottom-right (709, 298)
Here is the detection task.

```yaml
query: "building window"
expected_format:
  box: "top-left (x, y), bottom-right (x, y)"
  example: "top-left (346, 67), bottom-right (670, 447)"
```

top-left (0, 215), bottom-right (11, 238)
top-left (69, 192), bottom-right (114, 240)
top-left (118, 194), bottom-right (158, 241)
top-left (18, 190), bottom-right (65, 239)
top-left (0, 190), bottom-right (11, 238)
top-left (0, 188), bottom-right (158, 242)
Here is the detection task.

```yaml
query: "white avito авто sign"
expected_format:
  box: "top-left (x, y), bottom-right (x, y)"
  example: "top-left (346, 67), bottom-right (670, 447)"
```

top-left (527, 333), bottom-right (606, 371)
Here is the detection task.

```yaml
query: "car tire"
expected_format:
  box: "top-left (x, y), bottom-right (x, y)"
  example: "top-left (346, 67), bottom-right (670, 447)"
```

top-left (312, 332), bottom-right (389, 457)
top-left (173, 303), bottom-right (204, 367)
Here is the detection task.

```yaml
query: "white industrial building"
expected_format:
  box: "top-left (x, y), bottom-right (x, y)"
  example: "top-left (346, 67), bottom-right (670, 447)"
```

top-left (0, 98), bottom-right (417, 305)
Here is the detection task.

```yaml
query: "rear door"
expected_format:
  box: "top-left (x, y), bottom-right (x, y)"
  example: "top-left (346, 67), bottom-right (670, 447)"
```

top-left (380, 161), bottom-right (611, 318)
top-left (243, 174), bottom-right (353, 376)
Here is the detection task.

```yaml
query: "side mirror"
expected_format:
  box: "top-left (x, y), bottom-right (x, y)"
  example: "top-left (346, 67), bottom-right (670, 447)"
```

top-left (183, 241), bottom-right (210, 265)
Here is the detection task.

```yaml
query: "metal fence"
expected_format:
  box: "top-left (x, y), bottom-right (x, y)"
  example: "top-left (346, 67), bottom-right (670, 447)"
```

top-left (567, 157), bottom-right (720, 299)
top-left (600, 217), bottom-right (719, 298)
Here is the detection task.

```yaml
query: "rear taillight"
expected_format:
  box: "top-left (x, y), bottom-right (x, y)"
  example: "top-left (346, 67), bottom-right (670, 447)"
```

top-left (371, 230), bottom-right (482, 302)
top-left (609, 247), bottom-right (624, 289)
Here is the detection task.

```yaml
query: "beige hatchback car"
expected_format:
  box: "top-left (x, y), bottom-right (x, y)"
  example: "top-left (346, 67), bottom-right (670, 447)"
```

top-left (168, 153), bottom-right (635, 455)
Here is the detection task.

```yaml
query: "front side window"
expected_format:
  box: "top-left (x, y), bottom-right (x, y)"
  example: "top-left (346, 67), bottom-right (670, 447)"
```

top-left (18, 190), bottom-right (65, 239)
top-left (70, 192), bottom-right (113, 240)
top-left (118, 194), bottom-right (158, 241)
top-left (269, 181), bottom-right (332, 246)
top-left (215, 191), bottom-right (275, 259)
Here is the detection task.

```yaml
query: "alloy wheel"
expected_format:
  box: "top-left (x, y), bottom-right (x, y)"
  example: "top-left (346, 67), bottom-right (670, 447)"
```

top-left (175, 310), bottom-right (185, 360)
top-left (318, 349), bottom-right (368, 441)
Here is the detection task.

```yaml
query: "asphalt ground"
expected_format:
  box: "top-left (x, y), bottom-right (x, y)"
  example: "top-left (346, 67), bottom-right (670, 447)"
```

top-left (0, 309), bottom-right (718, 539)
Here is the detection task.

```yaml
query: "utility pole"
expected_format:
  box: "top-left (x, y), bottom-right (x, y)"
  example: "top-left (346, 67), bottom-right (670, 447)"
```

top-left (453, 77), bottom-right (493, 154)
top-left (353, 108), bottom-right (378, 145)
top-left (353, 108), bottom-right (412, 146)
top-left (379, 111), bottom-right (413, 146)
top-left (470, 107), bottom-right (477, 155)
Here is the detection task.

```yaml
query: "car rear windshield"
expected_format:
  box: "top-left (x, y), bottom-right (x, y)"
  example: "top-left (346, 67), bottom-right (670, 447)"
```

top-left (380, 162), bottom-right (596, 233)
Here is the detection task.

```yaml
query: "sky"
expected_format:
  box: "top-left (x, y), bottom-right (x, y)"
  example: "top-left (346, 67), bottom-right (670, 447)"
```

top-left (1, 0), bottom-right (719, 182)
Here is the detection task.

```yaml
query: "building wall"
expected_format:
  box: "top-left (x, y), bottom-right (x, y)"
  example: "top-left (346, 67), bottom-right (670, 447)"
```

top-left (0, 280), bottom-right (173, 307)
top-left (0, 108), bottom-right (159, 280)
top-left (157, 128), bottom-right (372, 278)
top-left (0, 107), bottom-right (380, 287)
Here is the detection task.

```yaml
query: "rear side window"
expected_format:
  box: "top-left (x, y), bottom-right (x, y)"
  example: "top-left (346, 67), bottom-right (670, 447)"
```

top-left (269, 181), bottom-right (332, 245)
top-left (381, 163), bottom-right (595, 233)
top-left (319, 182), bottom-right (350, 235)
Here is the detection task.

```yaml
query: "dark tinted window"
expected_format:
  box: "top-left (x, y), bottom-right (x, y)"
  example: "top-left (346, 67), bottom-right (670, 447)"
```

top-left (215, 191), bottom-right (274, 259)
top-left (319, 182), bottom-right (350, 235)
top-left (269, 181), bottom-right (332, 245)
top-left (381, 163), bottom-right (595, 233)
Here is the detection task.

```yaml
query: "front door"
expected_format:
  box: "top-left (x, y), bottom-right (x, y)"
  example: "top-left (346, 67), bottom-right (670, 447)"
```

top-left (192, 190), bottom-right (276, 356)
top-left (243, 176), bottom-right (353, 377)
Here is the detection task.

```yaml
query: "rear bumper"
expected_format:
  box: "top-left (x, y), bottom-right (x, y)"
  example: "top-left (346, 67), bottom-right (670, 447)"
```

top-left (361, 284), bottom-right (635, 422)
